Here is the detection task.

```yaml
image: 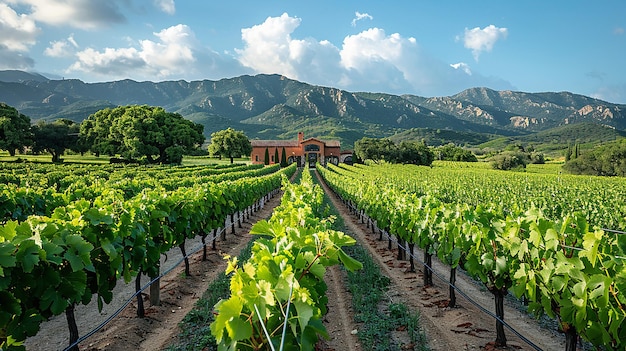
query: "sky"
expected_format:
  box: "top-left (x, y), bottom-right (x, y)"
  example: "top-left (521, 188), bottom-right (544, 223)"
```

top-left (1, 0), bottom-right (625, 103)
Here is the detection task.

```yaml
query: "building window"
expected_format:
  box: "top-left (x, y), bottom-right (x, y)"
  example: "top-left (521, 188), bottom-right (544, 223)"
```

top-left (304, 144), bottom-right (320, 152)
top-left (255, 155), bottom-right (259, 162)
top-left (271, 155), bottom-right (274, 162)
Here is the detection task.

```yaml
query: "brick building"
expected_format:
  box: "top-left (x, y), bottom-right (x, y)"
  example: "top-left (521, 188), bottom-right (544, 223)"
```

top-left (250, 132), bottom-right (351, 167)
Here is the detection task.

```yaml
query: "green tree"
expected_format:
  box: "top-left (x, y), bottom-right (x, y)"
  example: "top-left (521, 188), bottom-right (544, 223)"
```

top-left (264, 147), bottom-right (270, 165)
top-left (274, 148), bottom-right (279, 165)
top-left (80, 105), bottom-right (204, 164)
top-left (565, 143), bottom-right (572, 162)
top-left (563, 139), bottom-right (626, 176)
top-left (280, 146), bottom-right (288, 167)
top-left (355, 137), bottom-right (433, 166)
top-left (79, 107), bottom-right (124, 156)
top-left (354, 137), bottom-right (396, 162)
top-left (0, 103), bottom-right (33, 156)
top-left (208, 128), bottom-right (252, 164)
top-left (529, 151), bottom-right (545, 164)
top-left (436, 143), bottom-right (477, 162)
top-left (396, 141), bottom-right (434, 166)
top-left (490, 151), bottom-right (527, 171)
top-left (32, 119), bottom-right (80, 162)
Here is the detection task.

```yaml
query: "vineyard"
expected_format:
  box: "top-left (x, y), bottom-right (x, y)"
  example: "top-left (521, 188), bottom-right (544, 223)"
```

top-left (0, 161), bottom-right (296, 350)
top-left (1, 160), bottom-right (626, 350)
top-left (318, 161), bottom-right (626, 350)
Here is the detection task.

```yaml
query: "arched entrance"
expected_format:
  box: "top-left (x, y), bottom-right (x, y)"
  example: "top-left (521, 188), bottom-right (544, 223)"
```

top-left (307, 153), bottom-right (318, 168)
top-left (304, 144), bottom-right (321, 168)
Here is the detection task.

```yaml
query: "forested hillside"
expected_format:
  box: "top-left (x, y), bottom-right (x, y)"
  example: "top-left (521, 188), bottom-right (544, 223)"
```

top-left (1, 70), bottom-right (625, 149)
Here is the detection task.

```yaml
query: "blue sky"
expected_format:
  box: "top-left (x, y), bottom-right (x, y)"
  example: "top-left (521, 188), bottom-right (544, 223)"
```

top-left (1, 0), bottom-right (625, 103)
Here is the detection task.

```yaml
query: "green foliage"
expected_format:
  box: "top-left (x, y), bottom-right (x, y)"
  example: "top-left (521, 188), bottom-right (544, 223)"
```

top-left (389, 127), bottom-right (493, 147)
top-left (32, 119), bottom-right (80, 162)
top-left (167, 240), bottom-right (257, 351)
top-left (343, 243), bottom-right (429, 351)
top-left (80, 105), bottom-right (205, 164)
top-left (490, 151), bottom-right (528, 170)
top-left (264, 147), bottom-right (270, 165)
top-left (563, 139), bottom-right (626, 176)
top-left (0, 161), bottom-right (296, 349)
top-left (528, 151), bottom-right (545, 164)
top-left (0, 103), bottom-right (32, 156)
top-left (311, 171), bottom-right (430, 351)
top-left (318, 162), bottom-right (626, 350)
top-left (208, 128), bottom-right (252, 164)
top-left (280, 147), bottom-right (288, 167)
top-left (354, 137), bottom-right (434, 166)
top-left (435, 143), bottom-right (477, 162)
top-left (354, 137), bottom-right (395, 162)
top-left (210, 170), bottom-right (361, 350)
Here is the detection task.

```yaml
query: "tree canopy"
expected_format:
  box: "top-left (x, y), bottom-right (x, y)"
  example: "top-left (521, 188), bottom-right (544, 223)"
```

top-left (354, 137), bottom-right (434, 166)
top-left (32, 119), bottom-right (80, 162)
top-left (80, 105), bottom-right (204, 164)
top-left (435, 143), bottom-right (477, 162)
top-left (208, 128), bottom-right (252, 164)
top-left (562, 139), bottom-right (626, 176)
top-left (0, 103), bottom-right (32, 156)
top-left (490, 151), bottom-right (528, 171)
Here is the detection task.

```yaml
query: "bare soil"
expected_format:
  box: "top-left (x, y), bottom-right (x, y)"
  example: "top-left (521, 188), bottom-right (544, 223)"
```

top-left (25, 174), bottom-right (576, 351)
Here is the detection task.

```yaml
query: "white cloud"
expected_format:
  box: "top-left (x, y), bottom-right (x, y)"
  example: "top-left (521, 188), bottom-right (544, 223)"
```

top-left (44, 41), bottom-right (72, 57)
top-left (235, 13), bottom-right (514, 96)
top-left (340, 28), bottom-right (420, 91)
top-left (450, 62), bottom-right (472, 75)
top-left (0, 3), bottom-right (39, 51)
top-left (44, 34), bottom-right (78, 58)
top-left (236, 13), bottom-right (343, 83)
top-left (237, 13), bottom-right (302, 78)
top-left (459, 24), bottom-right (508, 60)
top-left (68, 24), bottom-right (199, 79)
top-left (154, 0), bottom-right (175, 15)
top-left (614, 27), bottom-right (624, 35)
top-left (8, 0), bottom-right (126, 29)
top-left (351, 11), bottom-right (373, 27)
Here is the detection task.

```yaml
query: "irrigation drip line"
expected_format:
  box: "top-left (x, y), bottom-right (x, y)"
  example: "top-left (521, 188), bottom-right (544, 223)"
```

top-left (63, 225), bottom-right (227, 351)
top-left (603, 228), bottom-right (626, 235)
top-left (342, 199), bottom-right (543, 351)
top-left (61, 194), bottom-right (271, 351)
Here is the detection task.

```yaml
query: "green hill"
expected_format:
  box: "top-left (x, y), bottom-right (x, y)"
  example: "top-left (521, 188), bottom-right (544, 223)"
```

top-left (1, 71), bottom-right (626, 151)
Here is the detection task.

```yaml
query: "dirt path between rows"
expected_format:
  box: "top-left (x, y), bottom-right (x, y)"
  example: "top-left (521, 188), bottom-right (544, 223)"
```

top-left (318, 264), bottom-right (363, 351)
top-left (314, 170), bottom-right (573, 351)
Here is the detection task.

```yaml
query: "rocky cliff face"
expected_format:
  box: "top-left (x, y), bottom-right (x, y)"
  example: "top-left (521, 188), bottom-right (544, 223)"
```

top-left (405, 87), bottom-right (626, 131)
top-left (1, 71), bottom-right (625, 145)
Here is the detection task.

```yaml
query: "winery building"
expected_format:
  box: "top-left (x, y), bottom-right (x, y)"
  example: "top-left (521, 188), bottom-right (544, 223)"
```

top-left (250, 132), bottom-right (352, 167)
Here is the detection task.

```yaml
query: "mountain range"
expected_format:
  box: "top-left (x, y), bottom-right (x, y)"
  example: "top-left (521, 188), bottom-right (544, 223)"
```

top-left (1, 70), bottom-right (625, 150)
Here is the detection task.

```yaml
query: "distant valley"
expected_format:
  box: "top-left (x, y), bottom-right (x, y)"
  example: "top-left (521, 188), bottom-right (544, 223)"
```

top-left (1, 70), bottom-right (625, 150)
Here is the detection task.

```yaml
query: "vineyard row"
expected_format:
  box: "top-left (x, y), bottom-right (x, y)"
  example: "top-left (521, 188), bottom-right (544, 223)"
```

top-left (0, 163), bottom-right (296, 350)
top-left (210, 169), bottom-right (362, 350)
top-left (317, 162), bottom-right (626, 351)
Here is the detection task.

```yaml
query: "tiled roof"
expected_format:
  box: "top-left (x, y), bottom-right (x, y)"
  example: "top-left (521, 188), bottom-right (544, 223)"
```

top-left (251, 140), bottom-right (300, 147)
top-left (251, 137), bottom-right (341, 148)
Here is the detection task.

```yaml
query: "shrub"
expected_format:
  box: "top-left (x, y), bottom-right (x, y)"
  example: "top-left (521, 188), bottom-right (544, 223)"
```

top-left (490, 151), bottom-right (527, 170)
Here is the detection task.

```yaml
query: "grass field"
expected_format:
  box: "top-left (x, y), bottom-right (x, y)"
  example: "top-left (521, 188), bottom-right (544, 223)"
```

top-left (0, 151), bottom-right (251, 166)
